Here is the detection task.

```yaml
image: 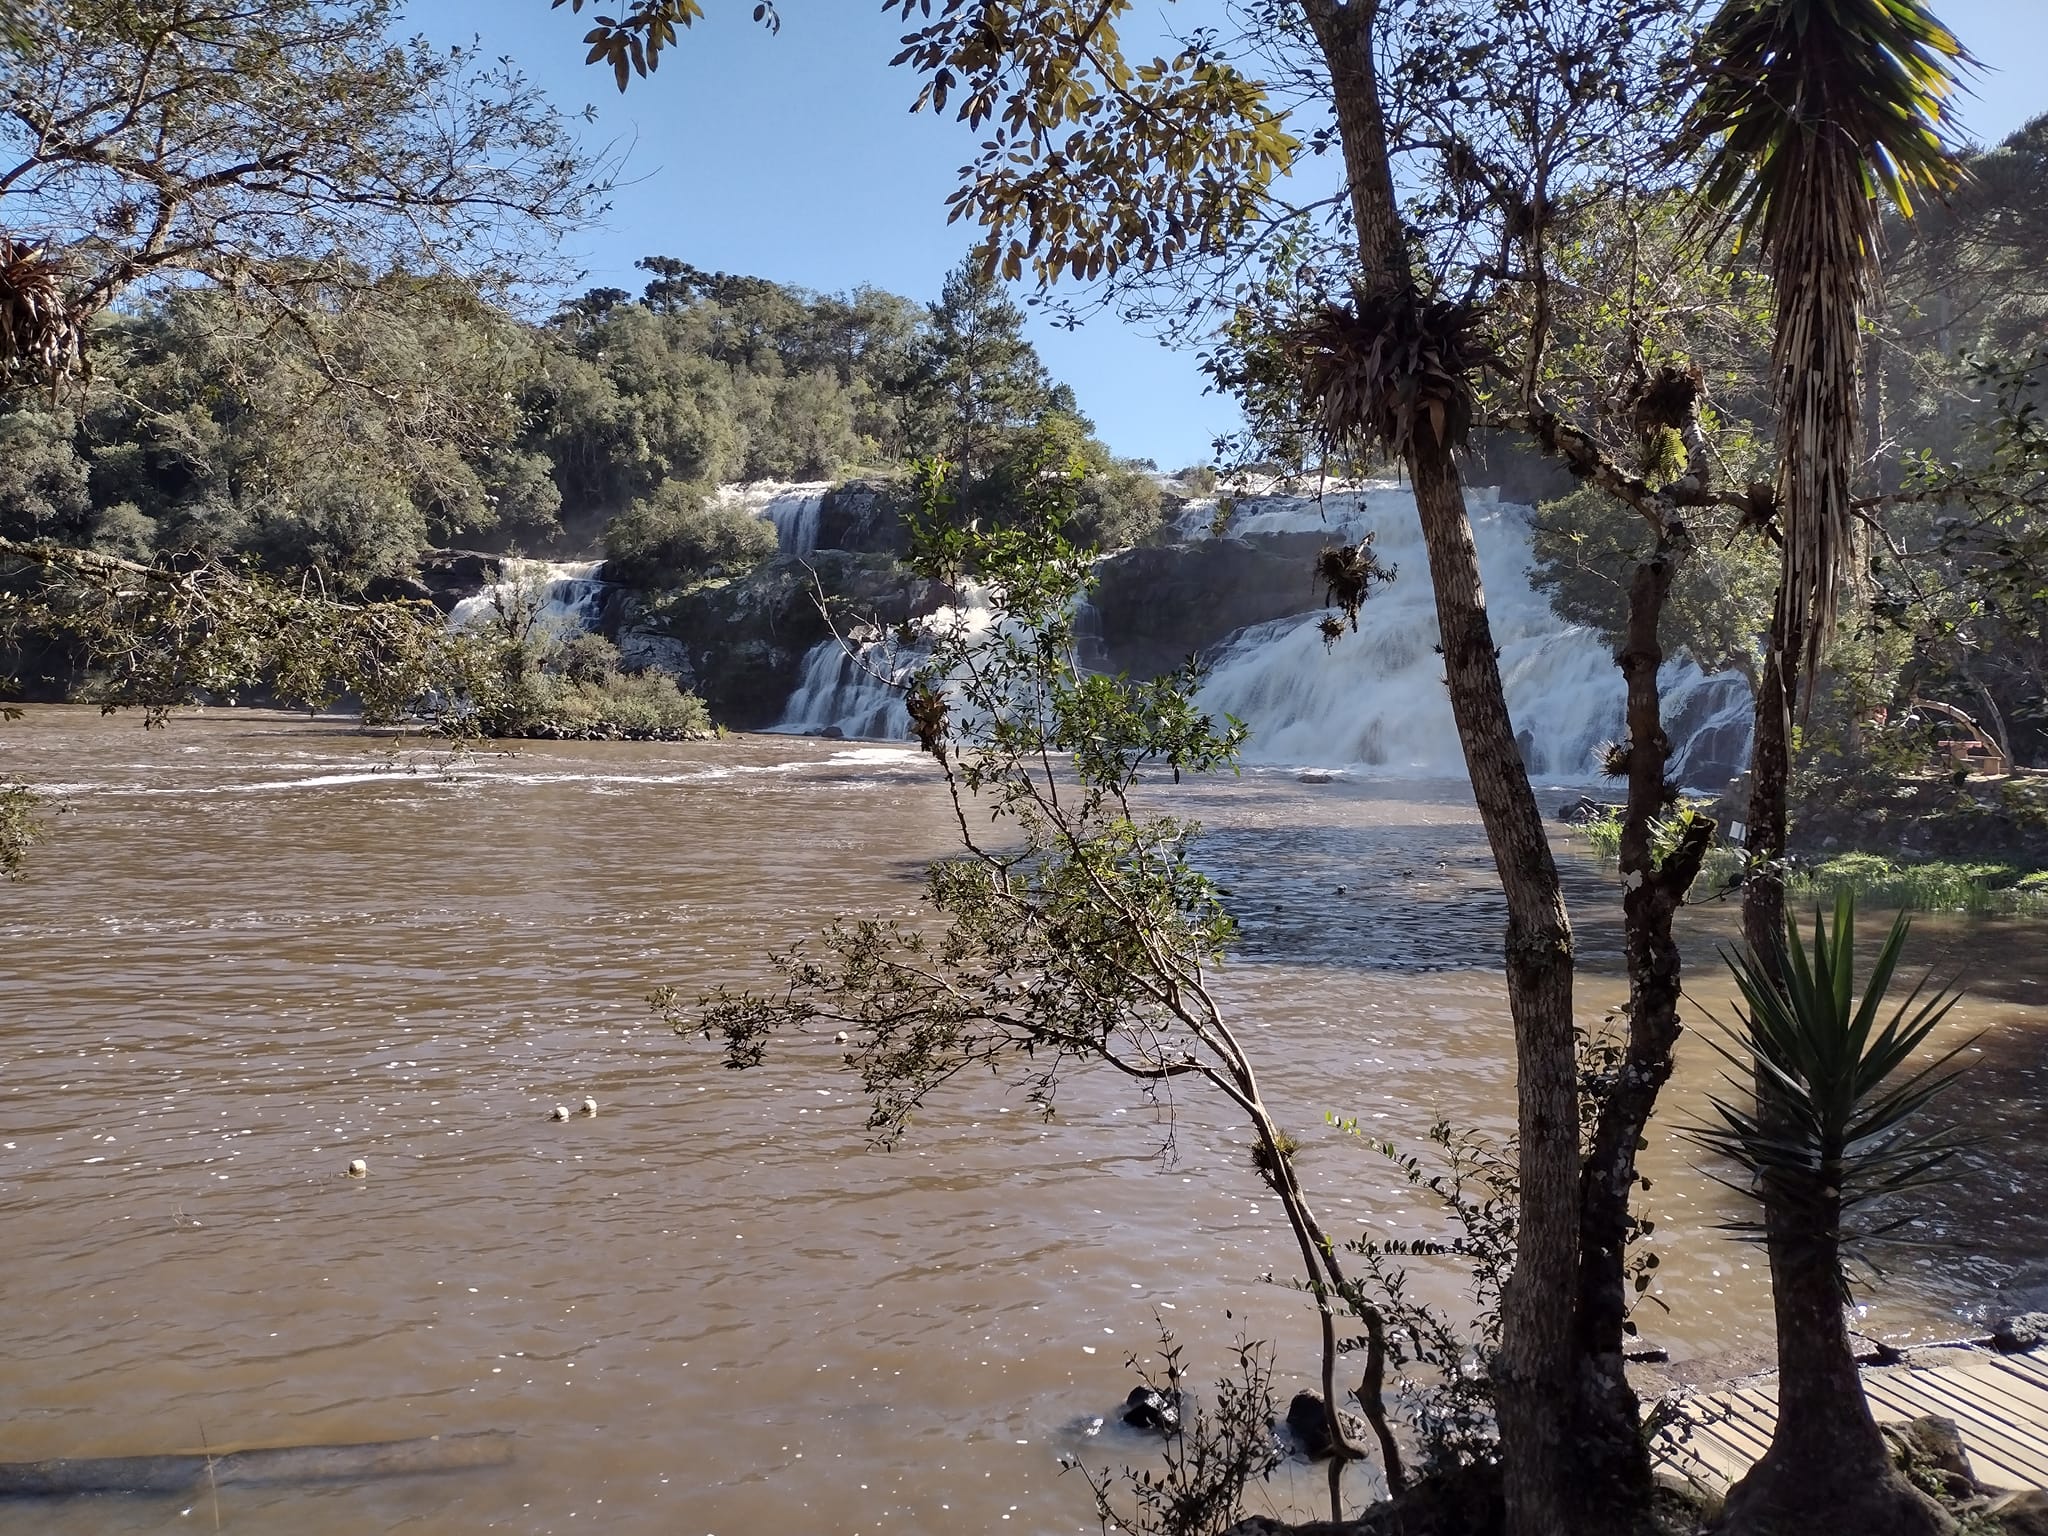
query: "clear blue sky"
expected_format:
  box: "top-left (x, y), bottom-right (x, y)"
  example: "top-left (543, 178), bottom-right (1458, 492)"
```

top-left (418, 0), bottom-right (2046, 469)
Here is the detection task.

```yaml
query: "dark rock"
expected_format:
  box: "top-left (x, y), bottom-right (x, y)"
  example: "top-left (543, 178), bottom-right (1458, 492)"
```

top-left (1121, 1385), bottom-right (1180, 1435)
top-left (613, 629), bottom-right (698, 686)
top-left (1090, 536), bottom-right (1322, 680)
top-left (1992, 1489), bottom-right (2048, 1536)
top-left (815, 726), bottom-right (845, 740)
top-left (1557, 795), bottom-right (1621, 826)
top-left (1285, 1390), bottom-right (1335, 1462)
top-left (1992, 1312), bottom-right (2048, 1353)
top-left (612, 552), bottom-right (948, 731)
top-left (363, 574), bottom-right (437, 607)
top-left (1298, 770), bottom-right (1339, 784)
top-left (814, 479), bottom-right (909, 556)
top-left (1885, 1415), bottom-right (1975, 1498)
top-left (416, 549), bottom-right (503, 611)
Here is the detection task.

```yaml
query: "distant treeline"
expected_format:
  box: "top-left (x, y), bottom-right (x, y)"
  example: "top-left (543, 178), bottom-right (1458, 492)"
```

top-left (0, 256), bottom-right (1167, 592)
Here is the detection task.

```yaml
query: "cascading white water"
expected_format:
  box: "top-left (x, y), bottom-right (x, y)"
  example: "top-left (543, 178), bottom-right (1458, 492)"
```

top-left (447, 559), bottom-right (609, 639)
top-left (775, 639), bottom-right (918, 739)
top-left (773, 593), bottom-right (1000, 740)
top-left (715, 481), bottom-right (835, 557)
top-left (1191, 486), bottom-right (1751, 784)
top-left (768, 483), bottom-right (1753, 785)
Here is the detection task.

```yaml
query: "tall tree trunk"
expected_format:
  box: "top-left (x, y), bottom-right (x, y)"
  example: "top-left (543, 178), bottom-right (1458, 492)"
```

top-left (1732, 612), bottom-right (1946, 1535)
top-left (1574, 541), bottom-right (1711, 1521)
top-left (1742, 604), bottom-right (1799, 963)
top-left (1715, 1193), bottom-right (1950, 1536)
top-left (1300, 5), bottom-right (1584, 1529)
top-left (1409, 453), bottom-right (1583, 1536)
top-left (1300, 6), bottom-right (1583, 1529)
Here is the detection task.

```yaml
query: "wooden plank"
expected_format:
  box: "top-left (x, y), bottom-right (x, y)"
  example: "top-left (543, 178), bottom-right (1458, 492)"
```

top-left (1651, 1350), bottom-right (2048, 1496)
top-left (1928, 1362), bottom-right (2048, 1447)
top-left (1693, 1398), bottom-right (1775, 1459)
top-left (1992, 1353), bottom-right (2048, 1392)
top-left (1864, 1371), bottom-right (2047, 1465)
top-left (1860, 1379), bottom-right (2048, 1489)
top-left (1890, 1366), bottom-right (2048, 1462)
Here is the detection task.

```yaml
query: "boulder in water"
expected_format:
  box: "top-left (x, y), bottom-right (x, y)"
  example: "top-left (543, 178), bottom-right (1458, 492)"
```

top-left (1992, 1312), bottom-right (2048, 1352)
top-left (1121, 1386), bottom-right (1180, 1435)
top-left (1285, 1390), bottom-right (1336, 1461)
top-left (1557, 795), bottom-right (1621, 826)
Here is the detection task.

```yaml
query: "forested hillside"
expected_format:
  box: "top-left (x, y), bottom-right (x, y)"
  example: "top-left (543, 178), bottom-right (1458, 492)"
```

top-left (0, 256), bottom-right (1164, 594)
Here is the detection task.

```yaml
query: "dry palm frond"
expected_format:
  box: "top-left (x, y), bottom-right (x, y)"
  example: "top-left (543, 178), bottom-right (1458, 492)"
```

top-left (1684, 0), bottom-right (1973, 688)
top-left (1283, 287), bottom-right (1485, 463)
top-left (0, 235), bottom-right (87, 394)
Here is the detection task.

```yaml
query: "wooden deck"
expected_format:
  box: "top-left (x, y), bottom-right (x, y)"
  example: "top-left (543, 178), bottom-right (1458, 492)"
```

top-left (1652, 1346), bottom-right (2048, 1494)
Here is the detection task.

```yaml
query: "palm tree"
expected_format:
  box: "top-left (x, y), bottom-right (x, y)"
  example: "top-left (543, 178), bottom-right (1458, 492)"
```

top-left (1687, 0), bottom-right (1975, 958)
top-left (1684, 7), bottom-right (1974, 1529)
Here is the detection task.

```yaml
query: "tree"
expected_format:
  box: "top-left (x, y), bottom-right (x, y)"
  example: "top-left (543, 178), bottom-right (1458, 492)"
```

top-left (558, 5), bottom-right (1719, 1533)
top-left (907, 261), bottom-right (1056, 480)
top-left (1683, 3), bottom-right (1975, 1531)
top-left (684, 464), bottom-right (1409, 1507)
top-left (1690, 898), bottom-right (1972, 1536)
top-left (1, 0), bottom-right (603, 390)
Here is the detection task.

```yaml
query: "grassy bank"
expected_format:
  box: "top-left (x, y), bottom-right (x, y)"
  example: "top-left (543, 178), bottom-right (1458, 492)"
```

top-left (1572, 815), bottom-right (2048, 917)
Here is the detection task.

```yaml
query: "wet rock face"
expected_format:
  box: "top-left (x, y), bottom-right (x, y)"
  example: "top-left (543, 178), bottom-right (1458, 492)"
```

top-left (1090, 535), bottom-right (1325, 681)
top-left (415, 550), bottom-right (504, 612)
top-left (611, 552), bottom-right (948, 730)
top-left (1121, 1386), bottom-right (1181, 1435)
top-left (814, 480), bottom-right (910, 557)
top-left (1285, 1390), bottom-right (1335, 1461)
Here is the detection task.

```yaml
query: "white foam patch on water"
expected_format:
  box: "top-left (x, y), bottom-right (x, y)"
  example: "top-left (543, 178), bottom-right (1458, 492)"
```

top-left (67, 748), bottom-right (935, 800)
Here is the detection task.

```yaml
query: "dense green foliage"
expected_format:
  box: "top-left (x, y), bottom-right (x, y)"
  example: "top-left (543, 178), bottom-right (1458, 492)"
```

top-left (1, 257), bottom-right (1166, 599)
top-left (3, 0), bottom-right (598, 352)
top-left (602, 483), bottom-right (779, 588)
top-left (1522, 118), bottom-right (2048, 781)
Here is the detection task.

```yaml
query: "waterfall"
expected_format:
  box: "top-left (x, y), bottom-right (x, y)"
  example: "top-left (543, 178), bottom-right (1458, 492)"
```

top-left (766, 483), bottom-right (1754, 787)
top-left (447, 559), bottom-right (609, 640)
top-left (1190, 486), bottom-right (1751, 785)
top-left (774, 592), bottom-right (999, 740)
top-left (715, 480), bottom-right (835, 557)
top-left (775, 638), bottom-right (917, 739)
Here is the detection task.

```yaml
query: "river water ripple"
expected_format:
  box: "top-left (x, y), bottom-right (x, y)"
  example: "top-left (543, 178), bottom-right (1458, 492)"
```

top-left (2, 709), bottom-right (2043, 1533)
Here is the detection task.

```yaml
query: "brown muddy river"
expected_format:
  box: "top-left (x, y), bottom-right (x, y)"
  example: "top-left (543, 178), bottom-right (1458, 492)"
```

top-left (3, 708), bottom-right (2043, 1533)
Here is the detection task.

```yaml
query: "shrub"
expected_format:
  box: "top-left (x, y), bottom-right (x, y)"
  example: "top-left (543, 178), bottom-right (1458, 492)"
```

top-left (604, 480), bottom-right (777, 587)
top-left (549, 630), bottom-right (622, 686)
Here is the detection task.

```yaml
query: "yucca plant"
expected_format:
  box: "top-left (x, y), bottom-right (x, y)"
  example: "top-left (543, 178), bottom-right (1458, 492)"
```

top-left (1692, 892), bottom-right (1972, 1536)
top-left (1693, 893), bottom-right (1972, 1258)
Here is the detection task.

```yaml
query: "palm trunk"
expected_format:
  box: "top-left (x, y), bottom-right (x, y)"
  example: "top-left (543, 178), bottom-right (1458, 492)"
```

top-left (1743, 603), bottom-right (1799, 962)
top-left (1716, 1190), bottom-right (1949, 1536)
top-left (1733, 615), bottom-right (1946, 1535)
